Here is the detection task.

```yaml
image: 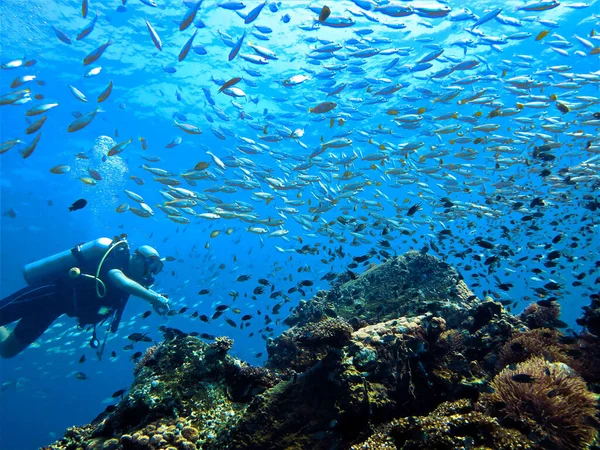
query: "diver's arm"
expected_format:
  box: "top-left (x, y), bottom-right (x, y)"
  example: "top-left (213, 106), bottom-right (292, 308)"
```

top-left (107, 269), bottom-right (169, 312)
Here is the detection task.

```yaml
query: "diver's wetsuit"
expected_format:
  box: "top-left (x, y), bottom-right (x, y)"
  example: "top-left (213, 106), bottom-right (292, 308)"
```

top-left (0, 248), bottom-right (130, 347)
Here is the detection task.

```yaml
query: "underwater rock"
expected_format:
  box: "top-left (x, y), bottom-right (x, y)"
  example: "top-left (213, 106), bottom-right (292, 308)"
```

top-left (284, 251), bottom-right (482, 330)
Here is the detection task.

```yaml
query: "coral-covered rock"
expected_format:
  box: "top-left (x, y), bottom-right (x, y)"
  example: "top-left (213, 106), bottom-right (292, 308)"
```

top-left (285, 252), bottom-right (481, 329)
top-left (266, 317), bottom-right (353, 371)
top-left (350, 399), bottom-right (533, 450)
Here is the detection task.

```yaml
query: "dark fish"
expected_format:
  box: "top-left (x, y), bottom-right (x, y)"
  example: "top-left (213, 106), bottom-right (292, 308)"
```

top-left (484, 255), bottom-right (499, 266)
top-left (547, 250), bottom-right (561, 260)
top-left (407, 202), bottom-right (422, 216)
top-left (75, 372), bottom-right (88, 380)
top-left (130, 351), bottom-right (143, 362)
top-left (255, 352), bottom-right (263, 358)
top-left (253, 286), bottom-right (265, 295)
top-left (110, 351), bottom-right (117, 358)
top-left (299, 280), bottom-right (313, 287)
top-left (512, 374), bottom-right (535, 383)
top-left (178, 306), bottom-right (188, 314)
top-left (544, 282), bottom-right (562, 291)
top-left (224, 317), bottom-right (237, 328)
top-left (257, 278), bottom-right (271, 286)
top-left (237, 274), bottom-right (252, 281)
top-left (127, 332), bottom-right (152, 343)
top-left (78, 355), bottom-right (86, 363)
top-left (558, 335), bottom-right (578, 345)
top-left (537, 299), bottom-right (555, 307)
top-left (215, 304), bottom-right (229, 311)
top-left (200, 333), bottom-right (215, 340)
top-left (198, 289), bottom-right (211, 295)
top-left (476, 239), bottom-right (494, 249)
top-left (199, 314), bottom-right (210, 323)
top-left (111, 388), bottom-right (127, 398)
top-left (69, 198), bottom-right (87, 211)
top-left (141, 310), bottom-right (152, 319)
top-left (565, 349), bottom-right (583, 358)
top-left (212, 310), bottom-right (223, 320)
top-left (318, 5), bottom-right (331, 22)
top-left (123, 344), bottom-right (134, 351)
top-left (241, 314), bottom-right (253, 321)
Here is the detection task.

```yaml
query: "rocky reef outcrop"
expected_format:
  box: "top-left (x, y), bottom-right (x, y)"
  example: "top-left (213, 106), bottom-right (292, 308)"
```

top-left (43, 252), bottom-right (599, 450)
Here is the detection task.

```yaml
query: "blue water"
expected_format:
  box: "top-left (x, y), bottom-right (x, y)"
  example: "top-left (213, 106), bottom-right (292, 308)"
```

top-left (1, 1), bottom-right (599, 448)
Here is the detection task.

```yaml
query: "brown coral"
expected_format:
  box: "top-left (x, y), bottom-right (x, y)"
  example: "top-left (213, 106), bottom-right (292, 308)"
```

top-left (519, 301), bottom-right (561, 329)
top-left (486, 356), bottom-right (598, 450)
top-left (350, 399), bottom-right (533, 450)
top-left (498, 328), bottom-right (567, 369)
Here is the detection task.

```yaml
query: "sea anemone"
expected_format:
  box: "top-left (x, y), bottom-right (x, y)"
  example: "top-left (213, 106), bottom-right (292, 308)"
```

top-left (498, 328), bottom-right (566, 368)
top-left (519, 301), bottom-right (561, 329)
top-left (486, 356), bottom-right (598, 450)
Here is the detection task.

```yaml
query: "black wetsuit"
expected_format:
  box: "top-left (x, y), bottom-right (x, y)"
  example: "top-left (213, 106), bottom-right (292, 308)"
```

top-left (0, 246), bottom-right (131, 346)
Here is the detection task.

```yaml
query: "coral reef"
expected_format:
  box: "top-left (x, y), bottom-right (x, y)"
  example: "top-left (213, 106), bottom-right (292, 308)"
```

top-left (485, 356), bottom-right (599, 450)
top-left (350, 399), bottom-right (533, 450)
top-left (43, 252), bottom-right (599, 450)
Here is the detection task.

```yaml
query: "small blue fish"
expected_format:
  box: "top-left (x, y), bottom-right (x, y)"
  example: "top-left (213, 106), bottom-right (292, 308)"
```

top-left (218, 1), bottom-right (245, 10)
top-left (163, 65), bottom-right (177, 73)
top-left (471, 8), bottom-right (502, 28)
top-left (76, 13), bottom-right (98, 40)
top-left (173, 113), bottom-right (187, 121)
top-left (251, 31), bottom-right (270, 41)
top-left (178, 29), bottom-right (197, 61)
top-left (116, 5), bottom-right (127, 12)
top-left (244, 1), bottom-right (266, 24)
top-left (52, 26), bottom-right (72, 45)
top-left (139, 0), bottom-right (157, 7)
top-left (281, 13), bottom-right (290, 23)
top-left (180, 0), bottom-right (202, 31)
top-left (145, 18), bottom-right (162, 51)
top-left (268, 2), bottom-right (278, 12)
top-left (229, 30), bottom-right (246, 61)
top-left (203, 87), bottom-right (215, 106)
top-left (193, 44), bottom-right (207, 55)
top-left (254, 25), bottom-right (272, 33)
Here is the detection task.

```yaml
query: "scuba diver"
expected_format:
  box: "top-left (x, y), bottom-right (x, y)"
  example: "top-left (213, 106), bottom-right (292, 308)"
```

top-left (0, 236), bottom-right (170, 359)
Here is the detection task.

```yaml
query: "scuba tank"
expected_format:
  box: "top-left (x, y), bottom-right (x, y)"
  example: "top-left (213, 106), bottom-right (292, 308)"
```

top-left (23, 237), bottom-right (126, 286)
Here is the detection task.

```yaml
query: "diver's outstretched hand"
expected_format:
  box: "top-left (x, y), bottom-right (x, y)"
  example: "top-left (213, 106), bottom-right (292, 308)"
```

top-left (151, 293), bottom-right (170, 316)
